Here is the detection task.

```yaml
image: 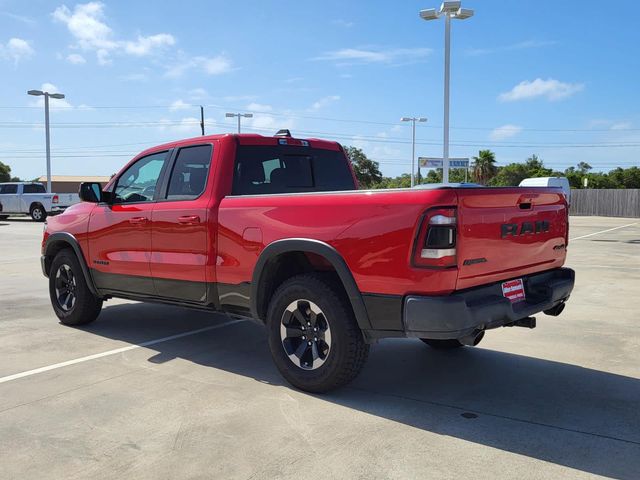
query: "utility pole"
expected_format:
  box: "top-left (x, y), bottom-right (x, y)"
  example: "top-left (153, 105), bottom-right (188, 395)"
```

top-left (27, 89), bottom-right (66, 193)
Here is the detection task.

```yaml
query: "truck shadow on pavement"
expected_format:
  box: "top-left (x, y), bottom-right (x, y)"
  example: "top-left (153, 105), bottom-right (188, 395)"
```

top-left (80, 302), bottom-right (640, 480)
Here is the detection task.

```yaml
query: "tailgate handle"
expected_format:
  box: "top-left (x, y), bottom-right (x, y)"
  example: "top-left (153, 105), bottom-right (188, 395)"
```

top-left (518, 202), bottom-right (532, 210)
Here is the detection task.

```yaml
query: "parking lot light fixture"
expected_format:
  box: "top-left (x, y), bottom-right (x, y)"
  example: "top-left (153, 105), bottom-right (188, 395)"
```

top-left (401, 117), bottom-right (428, 187)
top-left (419, 2), bottom-right (474, 184)
top-left (28, 88), bottom-right (66, 193)
top-left (226, 112), bottom-right (254, 133)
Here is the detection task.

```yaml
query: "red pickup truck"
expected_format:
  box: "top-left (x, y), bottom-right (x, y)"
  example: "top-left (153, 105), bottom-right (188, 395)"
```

top-left (41, 132), bottom-right (574, 392)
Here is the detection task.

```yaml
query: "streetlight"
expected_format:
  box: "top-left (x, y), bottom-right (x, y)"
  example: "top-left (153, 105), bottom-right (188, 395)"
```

top-left (27, 89), bottom-right (66, 193)
top-left (225, 112), bottom-right (253, 133)
top-left (400, 116), bottom-right (427, 187)
top-left (420, 1), bottom-right (473, 184)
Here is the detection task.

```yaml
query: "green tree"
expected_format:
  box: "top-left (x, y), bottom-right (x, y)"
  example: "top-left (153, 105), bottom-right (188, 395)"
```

top-left (0, 161), bottom-right (12, 182)
top-left (343, 146), bottom-right (383, 189)
top-left (490, 154), bottom-right (553, 186)
top-left (471, 150), bottom-right (497, 185)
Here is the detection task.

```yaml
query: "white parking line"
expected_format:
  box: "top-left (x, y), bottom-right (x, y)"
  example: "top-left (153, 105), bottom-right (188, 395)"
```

top-left (0, 319), bottom-right (244, 385)
top-left (570, 222), bottom-right (637, 241)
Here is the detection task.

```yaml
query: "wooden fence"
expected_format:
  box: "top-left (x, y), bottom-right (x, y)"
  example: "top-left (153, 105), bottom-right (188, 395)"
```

top-left (570, 189), bottom-right (640, 218)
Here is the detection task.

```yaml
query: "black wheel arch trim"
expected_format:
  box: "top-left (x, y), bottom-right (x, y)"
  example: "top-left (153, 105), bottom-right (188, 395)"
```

top-left (44, 232), bottom-right (100, 297)
top-left (250, 238), bottom-right (372, 331)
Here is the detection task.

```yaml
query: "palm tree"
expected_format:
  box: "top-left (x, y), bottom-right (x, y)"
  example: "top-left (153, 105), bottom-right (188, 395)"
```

top-left (472, 150), bottom-right (497, 185)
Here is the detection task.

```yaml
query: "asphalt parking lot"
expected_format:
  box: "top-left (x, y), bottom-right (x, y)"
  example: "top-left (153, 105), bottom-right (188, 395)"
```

top-left (0, 216), bottom-right (638, 480)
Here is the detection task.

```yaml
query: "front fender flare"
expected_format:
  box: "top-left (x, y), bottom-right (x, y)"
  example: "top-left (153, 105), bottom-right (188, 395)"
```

top-left (44, 232), bottom-right (100, 297)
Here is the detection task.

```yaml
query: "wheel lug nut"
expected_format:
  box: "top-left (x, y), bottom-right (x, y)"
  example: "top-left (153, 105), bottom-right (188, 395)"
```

top-left (302, 335), bottom-right (306, 340)
top-left (307, 341), bottom-right (312, 346)
top-left (314, 337), bottom-right (318, 341)
top-left (313, 327), bottom-right (317, 332)
top-left (307, 322), bottom-right (310, 326)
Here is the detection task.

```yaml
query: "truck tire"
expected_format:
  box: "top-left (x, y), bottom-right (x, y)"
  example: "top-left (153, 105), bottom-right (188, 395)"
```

top-left (30, 204), bottom-right (47, 222)
top-left (266, 273), bottom-right (369, 393)
top-left (0, 215), bottom-right (8, 220)
top-left (49, 249), bottom-right (102, 326)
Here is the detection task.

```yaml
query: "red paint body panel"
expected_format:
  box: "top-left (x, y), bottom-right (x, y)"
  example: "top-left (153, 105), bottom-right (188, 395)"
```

top-left (43, 133), bottom-right (570, 304)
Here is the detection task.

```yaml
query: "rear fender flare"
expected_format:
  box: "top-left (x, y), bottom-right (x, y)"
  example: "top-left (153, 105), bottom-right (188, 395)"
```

top-left (250, 238), bottom-right (372, 331)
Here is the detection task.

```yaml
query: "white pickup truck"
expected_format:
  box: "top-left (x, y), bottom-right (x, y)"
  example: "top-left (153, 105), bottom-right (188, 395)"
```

top-left (0, 182), bottom-right (73, 221)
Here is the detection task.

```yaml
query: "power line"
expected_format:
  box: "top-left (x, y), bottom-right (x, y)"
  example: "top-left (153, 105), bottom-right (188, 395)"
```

top-left (1, 102), bottom-right (638, 132)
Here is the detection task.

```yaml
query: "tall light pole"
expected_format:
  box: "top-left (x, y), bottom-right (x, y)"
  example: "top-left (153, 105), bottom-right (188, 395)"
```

top-left (401, 117), bottom-right (427, 187)
top-left (420, 1), bottom-right (473, 184)
top-left (27, 89), bottom-right (66, 193)
top-left (225, 112), bottom-right (253, 133)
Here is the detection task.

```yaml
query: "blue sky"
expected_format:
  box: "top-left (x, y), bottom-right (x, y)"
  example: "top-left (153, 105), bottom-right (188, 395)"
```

top-left (1, 0), bottom-right (639, 180)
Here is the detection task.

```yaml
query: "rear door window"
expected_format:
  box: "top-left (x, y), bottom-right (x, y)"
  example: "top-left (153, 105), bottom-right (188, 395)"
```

top-left (165, 145), bottom-right (213, 200)
top-left (23, 184), bottom-right (46, 194)
top-left (232, 145), bottom-right (355, 195)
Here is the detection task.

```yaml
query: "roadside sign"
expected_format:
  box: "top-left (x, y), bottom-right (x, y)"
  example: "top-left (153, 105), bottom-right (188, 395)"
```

top-left (419, 157), bottom-right (469, 168)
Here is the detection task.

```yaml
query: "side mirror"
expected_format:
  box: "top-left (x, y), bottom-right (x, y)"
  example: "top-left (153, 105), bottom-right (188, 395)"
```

top-left (79, 182), bottom-right (103, 203)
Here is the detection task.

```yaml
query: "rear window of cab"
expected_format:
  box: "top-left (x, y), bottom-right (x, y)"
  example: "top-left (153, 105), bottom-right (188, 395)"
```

top-left (232, 145), bottom-right (356, 195)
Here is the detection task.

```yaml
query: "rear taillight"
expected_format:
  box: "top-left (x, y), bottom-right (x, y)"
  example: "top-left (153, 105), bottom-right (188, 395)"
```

top-left (413, 207), bottom-right (457, 268)
top-left (52, 195), bottom-right (59, 204)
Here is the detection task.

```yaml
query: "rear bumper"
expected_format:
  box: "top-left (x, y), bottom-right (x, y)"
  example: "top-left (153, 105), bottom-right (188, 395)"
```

top-left (49, 206), bottom-right (67, 214)
top-left (402, 267), bottom-right (575, 340)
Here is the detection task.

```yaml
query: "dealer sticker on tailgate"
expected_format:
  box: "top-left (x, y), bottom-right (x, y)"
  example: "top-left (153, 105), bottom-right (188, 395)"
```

top-left (502, 279), bottom-right (526, 303)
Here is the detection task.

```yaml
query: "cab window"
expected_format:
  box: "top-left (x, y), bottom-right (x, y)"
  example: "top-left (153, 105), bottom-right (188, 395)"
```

top-left (113, 151), bottom-right (167, 204)
top-left (165, 145), bottom-right (213, 200)
top-left (0, 184), bottom-right (18, 194)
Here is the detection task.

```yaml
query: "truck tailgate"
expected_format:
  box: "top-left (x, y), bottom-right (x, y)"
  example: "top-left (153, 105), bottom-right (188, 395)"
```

top-left (456, 188), bottom-right (568, 290)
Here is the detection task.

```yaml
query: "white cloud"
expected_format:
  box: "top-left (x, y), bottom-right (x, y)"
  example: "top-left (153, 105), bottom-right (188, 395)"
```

top-left (489, 124), bottom-right (523, 141)
top-left (158, 116), bottom-right (215, 135)
top-left (52, 2), bottom-right (116, 51)
top-left (28, 83), bottom-right (73, 109)
top-left (313, 47), bottom-right (431, 65)
top-left (123, 33), bottom-right (175, 56)
top-left (467, 40), bottom-right (555, 56)
top-left (332, 19), bottom-right (354, 28)
top-left (52, 2), bottom-right (174, 63)
top-left (169, 99), bottom-right (191, 111)
top-left (309, 95), bottom-right (340, 111)
top-left (246, 102), bottom-right (272, 112)
top-left (1, 37), bottom-right (34, 64)
top-left (610, 122), bottom-right (631, 131)
top-left (187, 88), bottom-right (209, 100)
top-left (66, 53), bottom-right (86, 64)
top-left (499, 78), bottom-right (584, 102)
top-left (248, 115), bottom-right (277, 130)
top-left (119, 72), bottom-right (147, 82)
top-left (165, 54), bottom-right (232, 78)
top-left (1, 12), bottom-right (37, 25)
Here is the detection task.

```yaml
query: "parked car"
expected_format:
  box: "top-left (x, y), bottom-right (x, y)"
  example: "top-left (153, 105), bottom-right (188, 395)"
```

top-left (519, 177), bottom-right (571, 204)
top-left (40, 132), bottom-right (575, 392)
top-left (0, 182), bottom-right (73, 221)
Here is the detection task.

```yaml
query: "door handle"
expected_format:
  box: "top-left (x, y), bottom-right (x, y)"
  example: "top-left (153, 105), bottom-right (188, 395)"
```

top-left (129, 216), bottom-right (148, 225)
top-left (178, 215), bottom-right (200, 225)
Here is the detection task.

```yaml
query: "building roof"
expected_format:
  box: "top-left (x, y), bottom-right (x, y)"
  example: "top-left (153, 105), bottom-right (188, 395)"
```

top-left (36, 175), bottom-right (112, 183)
